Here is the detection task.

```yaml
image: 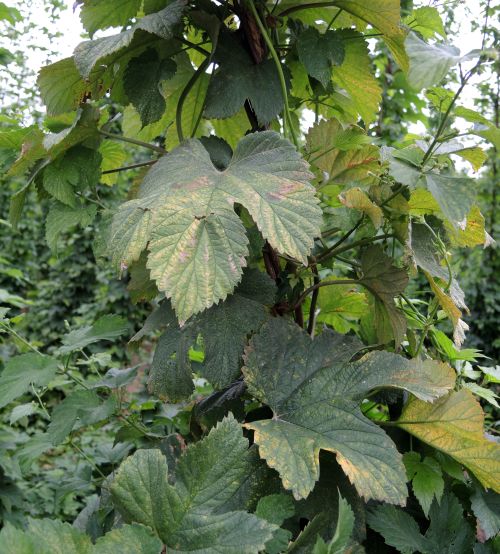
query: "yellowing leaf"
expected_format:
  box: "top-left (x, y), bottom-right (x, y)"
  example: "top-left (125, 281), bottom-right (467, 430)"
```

top-left (316, 282), bottom-right (367, 333)
top-left (306, 119), bottom-right (379, 186)
top-left (408, 189), bottom-right (441, 217)
top-left (99, 140), bottom-right (127, 186)
top-left (397, 390), bottom-right (500, 493)
top-left (332, 33), bottom-right (382, 124)
top-left (339, 188), bottom-right (383, 228)
top-left (425, 272), bottom-right (469, 347)
top-left (454, 146), bottom-right (488, 172)
top-left (445, 206), bottom-right (489, 248)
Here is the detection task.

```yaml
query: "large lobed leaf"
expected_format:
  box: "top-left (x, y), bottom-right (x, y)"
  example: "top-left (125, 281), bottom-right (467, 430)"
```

top-left (110, 415), bottom-right (277, 552)
top-left (111, 131), bottom-right (321, 322)
top-left (243, 317), bottom-right (455, 503)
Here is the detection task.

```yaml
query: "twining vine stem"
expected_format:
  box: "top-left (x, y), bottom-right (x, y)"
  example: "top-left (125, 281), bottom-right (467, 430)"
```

top-left (248, 0), bottom-right (299, 148)
top-left (98, 130), bottom-right (166, 154)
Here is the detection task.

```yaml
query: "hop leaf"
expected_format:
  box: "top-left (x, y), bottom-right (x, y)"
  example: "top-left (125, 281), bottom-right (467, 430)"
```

top-left (110, 415), bottom-right (277, 552)
top-left (111, 131), bottom-right (321, 322)
top-left (243, 317), bottom-right (455, 503)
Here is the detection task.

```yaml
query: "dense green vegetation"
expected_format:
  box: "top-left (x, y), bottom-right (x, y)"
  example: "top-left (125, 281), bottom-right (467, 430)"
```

top-left (0, 1), bottom-right (498, 552)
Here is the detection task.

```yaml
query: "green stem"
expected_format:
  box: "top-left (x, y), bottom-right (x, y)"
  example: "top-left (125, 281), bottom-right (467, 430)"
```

top-left (99, 130), bottom-right (166, 154)
top-left (0, 323), bottom-right (42, 355)
top-left (421, 61), bottom-right (482, 166)
top-left (318, 233), bottom-right (395, 263)
top-left (248, 1), bottom-right (299, 148)
top-left (69, 440), bottom-right (107, 480)
top-left (176, 37), bottom-right (211, 57)
top-left (292, 279), bottom-right (358, 311)
top-left (307, 264), bottom-right (320, 336)
top-left (31, 384), bottom-right (50, 419)
top-left (176, 57), bottom-right (210, 143)
top-left (102, 160), bottom-right (157, 174)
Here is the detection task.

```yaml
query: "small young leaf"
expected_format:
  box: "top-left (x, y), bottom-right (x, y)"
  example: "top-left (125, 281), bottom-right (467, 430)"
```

top-left (403, 452), bottom-right (444, 516)
top-left (59, 314), bottom-right (129, 354)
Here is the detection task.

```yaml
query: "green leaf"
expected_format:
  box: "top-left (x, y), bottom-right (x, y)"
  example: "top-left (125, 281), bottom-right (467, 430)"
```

top-left (332, 33), bottom-right (382, 124)
top-left (406, 32), bottom-right (463, 90)
top-left (148, 269), bottom-right (275, 399)
top-left (425, 493), bottom-right (475, 552)
top-left (43, 106), bottom-right (100, 160)
top-left (243, 317), bottom-right (455, 502)
top-left (424, 172), bottom-right (476, 226)
top-left (306, 119), bottom-right (379, 186)
top-left (9, 402), bottom-right (38, 424)
top-left (26, 518), bottom-right (91, 554)
top-left (320, 492), bottom-right (356, 554)
top-left (404, 7), bottom-right (446, 40)
top-left (397, 390), bottom-right (500, 493)
top-left (316, 281), bottom-right (368, 334)
top-left (45, 202), bottom-right (97, 252)
top-left (93, 524), bottom-right (162, 554)
top-left (256, 494), bottom-right (294, 554)
top-left (0, 2), bottom-right (21, 24)
top-left (297, 28), bottom-right (344, 88)
top-left (59, 314), bottom-right (129, 354)
top-left (0, 520), bottom-right (162, 554)
top-left (99, 140), bottom-right (127, 185)
top-left (358, 246), bottom-right (409, 346)
top-left (382, 146), bottom-right (423, 188)
top-left (255, 494), bottom-right (295, 526)
top-left (48, 390), bottom-right (116, 445)
top-left (369, 492), bottom-right (475, 553)
top-left (79, 0), bottom-right (142, 36)
top-left (0, 354), bottom-right (58, 409)
top-left (37, 57), bottom-right (94, 116)
top-left (409, 223), bottom-right (463, 299)
top-left (470, 488), bottom-right (500, 541)
top-left (42, 146), bottom-right (102, 207)
top-left (108, 198), bottom-right (154, 273)
top-left (403, 452), bottom-right (444, 516)
top-left (124, 48), bottom-right (176, 127)
top-left (128, 253), bottom-right (159, 303)
top-left (204, 32), bottom-right (284, 125)
top-left (112, 131), bottom-right (320, 322)
top-left (367, 504), bottom-right (430, 553)
top-left (74, 0), bottom-right (186, 79)
top-left (110, 415), bottom-right (277, 552)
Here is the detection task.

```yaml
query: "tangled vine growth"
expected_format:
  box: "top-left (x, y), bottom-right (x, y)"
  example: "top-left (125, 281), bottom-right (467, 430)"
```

top-left (1, 0), bottom-right (499, 552)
